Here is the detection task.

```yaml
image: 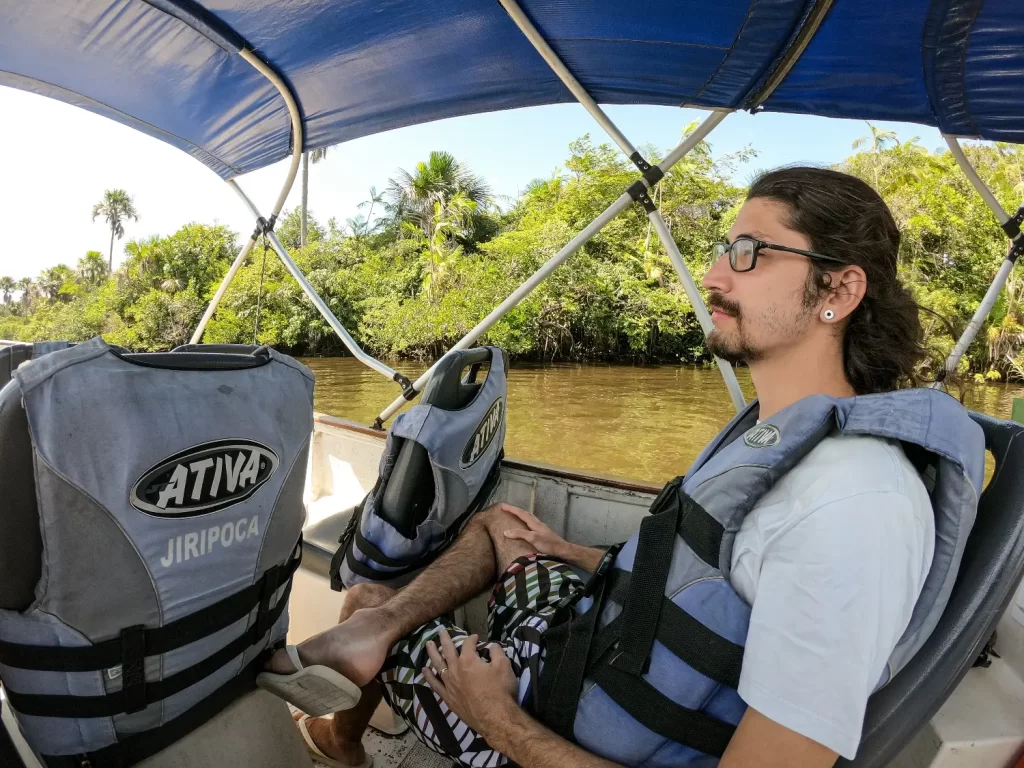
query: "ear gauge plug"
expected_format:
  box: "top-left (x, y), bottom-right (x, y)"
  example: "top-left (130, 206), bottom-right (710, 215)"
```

top-left (823, 309), bottom-right (836, 321)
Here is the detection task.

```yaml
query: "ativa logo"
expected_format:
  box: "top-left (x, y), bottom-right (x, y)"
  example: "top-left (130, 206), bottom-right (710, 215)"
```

top-left (743, 424), bottom-right (782, 449)
top-left (130, 439), bottom-right (279, 517)
top-left (461, 398), bottom-right (504, 468)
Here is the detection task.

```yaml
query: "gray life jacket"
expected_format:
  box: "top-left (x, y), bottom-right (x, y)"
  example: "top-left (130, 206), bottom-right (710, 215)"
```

top-left (0, 337), bottom-right (313, 768)
top-left (333, 347), bottom-right (507, 588)
top-left (537, 389), bottom-right (985, 767)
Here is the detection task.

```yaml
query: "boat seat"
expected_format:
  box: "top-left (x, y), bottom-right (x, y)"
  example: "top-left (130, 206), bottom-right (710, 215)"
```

top-left (0, 342), bottom-right (72, 391)
top-left (378, 347), bottom-right (505, 538)
top-left (0, 342), bottom-right (312, 768)
top-left (844, 411), bottom-right (1024, 767)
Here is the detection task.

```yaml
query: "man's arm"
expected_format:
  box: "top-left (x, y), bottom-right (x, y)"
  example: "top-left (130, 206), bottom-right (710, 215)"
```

top-left (424, 630), bottom-right (622, 768)
top-left (484, 700), bottom-right (836, 768)
top-left (425, 630), bottom-right (838, 768)
top-left (720, 709), bottom-right (838, 768)
top-left (480, 697), bottom-right (623, 768)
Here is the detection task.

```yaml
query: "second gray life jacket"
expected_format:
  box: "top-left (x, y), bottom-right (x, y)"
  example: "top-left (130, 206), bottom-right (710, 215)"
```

top-left (536, 389), bottom-right (985, 767)
top-left (0, 338), bottom-right (313, 768)
top-left (333, 347), bottom-right (508, 588)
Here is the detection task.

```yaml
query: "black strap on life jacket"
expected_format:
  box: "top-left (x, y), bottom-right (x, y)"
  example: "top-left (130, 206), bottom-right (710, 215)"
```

top-left (331, 450), bottom-right (504, 587)
top-left (41, 651), bottom-right (267, 768)
top-left (2, 539), bottom-right (301, 720)
top-left (535, 482), bottom-right (745, 758)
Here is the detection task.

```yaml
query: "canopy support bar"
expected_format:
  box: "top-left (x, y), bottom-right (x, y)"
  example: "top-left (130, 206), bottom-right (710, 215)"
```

top-left (496, 0), bottom-right (744, 412)
top-left (189, 46), bottom-right (401, 384)
top-left (374, 190), bottom-right (635, 427)
top-left (373, 110), bottom-right (729, 426)
top-left (226, 181), bottom-right (401, 382)
top-left (495, 0), bottom-right (639, 163)
top-left (649, 210), bottom-right (746, 412)
top-left (938, 136), bottom-right (1024, 380)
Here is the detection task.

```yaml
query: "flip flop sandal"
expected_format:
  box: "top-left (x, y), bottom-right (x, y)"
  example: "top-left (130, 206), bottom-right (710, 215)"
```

top-left (295, 714), bottom-right (373, 768)
top-left (368, 700), bottom-right (410, 737)
top-left (257, 645), bottom-right (361, 717)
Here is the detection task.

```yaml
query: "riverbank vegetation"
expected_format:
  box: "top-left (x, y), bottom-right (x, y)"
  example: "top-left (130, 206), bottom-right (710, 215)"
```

top-left (2, 127), bottom-right (1022, 381)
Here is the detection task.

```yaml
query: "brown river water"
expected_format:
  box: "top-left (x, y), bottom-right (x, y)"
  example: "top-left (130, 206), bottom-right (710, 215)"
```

top-left (300, 357), bottom-right (1021, 485)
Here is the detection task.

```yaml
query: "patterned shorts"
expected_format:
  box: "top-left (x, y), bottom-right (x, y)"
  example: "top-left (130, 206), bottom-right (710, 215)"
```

top-left (378, 555), bottom-right (585, 768)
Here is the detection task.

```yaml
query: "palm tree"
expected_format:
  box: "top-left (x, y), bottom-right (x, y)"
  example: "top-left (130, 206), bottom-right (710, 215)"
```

top-left (301, 146), bottom-right (330, 248)
top-left (16, 277), bottom-right (33, 309)
top-left (38, 266), bottom-right (74, 303)
top-left (92, 189), bottom-right (139, 271)
top-left (160, 277), bottom-right (184, 294)
top-left (76, 251), bottom-right (109, 286)
top-left (852, 122), bottom-right (901, 190)
top-left (421, 192), bottom-right (478, 300)
top-left (357, 185), bottom-right (386, 230)
top-left (852, 122), bottom-right (900, 153)
top-left (0, 276), bottom-right (15, 305)
top-left (385, 151), bottom-right (491, 245)
top-left (124, 236), bottom-right (159, 279)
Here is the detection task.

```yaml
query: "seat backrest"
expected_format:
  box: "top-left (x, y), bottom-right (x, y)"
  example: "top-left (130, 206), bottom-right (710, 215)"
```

top-left (378, 347), bottom-right (505, 537)
top-left (0, 345), bottom-right (32, 391)
top-left (842, 412), bottom-right (1024, 767)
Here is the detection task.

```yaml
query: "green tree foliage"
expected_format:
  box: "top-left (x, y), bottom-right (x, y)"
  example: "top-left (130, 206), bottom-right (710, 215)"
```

top-left (840, 138), bottom-right (1023, 378)
top-left (3, 136), bottom-right (1023, 381)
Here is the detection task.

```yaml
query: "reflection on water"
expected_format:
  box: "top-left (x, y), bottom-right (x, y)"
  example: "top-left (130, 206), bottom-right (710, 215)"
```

top-left (299, 357), bottom-right (1021, 485)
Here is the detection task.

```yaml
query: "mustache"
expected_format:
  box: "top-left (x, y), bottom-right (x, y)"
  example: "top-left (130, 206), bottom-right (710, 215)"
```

top-left (707, 292), bottom-right (741, 318)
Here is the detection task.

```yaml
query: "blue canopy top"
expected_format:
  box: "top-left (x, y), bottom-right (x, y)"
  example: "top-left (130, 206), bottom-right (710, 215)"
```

top-left (2, 0), bottom-right (1021, 180)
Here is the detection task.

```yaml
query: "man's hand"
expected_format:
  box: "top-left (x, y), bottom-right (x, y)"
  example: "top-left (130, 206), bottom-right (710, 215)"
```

top-left (502, 505), bottom-right (572, 559)
top-left (423, 629), bottom-right (622, 768)
top-left (423, 629), bottom-right (518, 734)
top-left (502, 505), bottom-right (605, 572)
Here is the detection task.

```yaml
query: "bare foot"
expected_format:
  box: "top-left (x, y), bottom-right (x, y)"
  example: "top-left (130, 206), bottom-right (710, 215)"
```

top-left (267, 608), bottom-right (393, 687)
top-left (293, 711), bottom-right (368, 767)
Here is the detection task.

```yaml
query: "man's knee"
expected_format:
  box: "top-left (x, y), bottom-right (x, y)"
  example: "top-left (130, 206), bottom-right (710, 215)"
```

top-left (339, 582), bottom-right (395, 622)
top-left (470, 504), bottom-right (524, 540)
top-left (470, 503), bottom-right (536, 572)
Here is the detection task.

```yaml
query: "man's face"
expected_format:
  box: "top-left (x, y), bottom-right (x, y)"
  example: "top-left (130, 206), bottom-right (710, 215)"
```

top-left (702, 198), bottom-right (819, 364)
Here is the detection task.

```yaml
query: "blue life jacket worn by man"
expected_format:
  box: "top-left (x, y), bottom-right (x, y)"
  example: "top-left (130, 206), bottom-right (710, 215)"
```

top-left (536, 389), bottom-right (985, 767)
top-left (0, 338), bottom-right (313, 768)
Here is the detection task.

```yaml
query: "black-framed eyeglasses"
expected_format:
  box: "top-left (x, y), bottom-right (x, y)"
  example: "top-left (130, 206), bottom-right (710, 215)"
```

top-left (712, 237), bottom-right (845, 273)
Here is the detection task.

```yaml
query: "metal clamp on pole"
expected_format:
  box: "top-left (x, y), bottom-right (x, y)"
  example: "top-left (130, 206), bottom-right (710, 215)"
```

top-left (1003, 206), bottom-right (1024, 261)
top-left (627, 180), bottom-right (658, 212)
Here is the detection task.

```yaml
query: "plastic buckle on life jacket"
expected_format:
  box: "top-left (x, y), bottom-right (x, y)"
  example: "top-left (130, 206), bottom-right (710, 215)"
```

top-left (255, 565), bottom-right (281, 639)
top-left (582, 544), bottom-right (624, 599)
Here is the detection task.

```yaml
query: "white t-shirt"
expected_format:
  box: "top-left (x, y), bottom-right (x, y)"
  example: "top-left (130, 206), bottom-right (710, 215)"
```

top-left (729, 434), bottom-right (934, 760)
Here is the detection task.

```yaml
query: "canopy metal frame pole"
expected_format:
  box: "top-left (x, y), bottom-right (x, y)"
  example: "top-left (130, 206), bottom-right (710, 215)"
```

top-left (189, 47), bottom-right (406, 386)
top-left (372, 114), bottom-right (728, 427)
top-left (375, 9), bottom-right (745, 426)
top-left (494, 0), bottom-right (746, 412)
top-left (938, 136), bottom-right (1024, 380)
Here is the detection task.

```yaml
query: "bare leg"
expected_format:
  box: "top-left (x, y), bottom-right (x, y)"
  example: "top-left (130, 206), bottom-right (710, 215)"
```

top-left (298, 583), bottom-right (394, 766)
top-left (267, 503), bottom-right (536, 685)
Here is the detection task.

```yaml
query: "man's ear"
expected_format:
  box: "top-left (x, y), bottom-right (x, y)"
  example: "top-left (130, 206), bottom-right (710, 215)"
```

top-left (822, 264), bottom-right (867, 322)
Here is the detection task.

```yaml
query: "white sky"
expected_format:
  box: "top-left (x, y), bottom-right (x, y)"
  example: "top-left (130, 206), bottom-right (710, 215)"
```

top-left (0, 85), bottom-right (945, 280)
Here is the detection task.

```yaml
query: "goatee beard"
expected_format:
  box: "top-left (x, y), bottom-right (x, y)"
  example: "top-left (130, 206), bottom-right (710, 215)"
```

top-left (707, 328), bottom-right (762, 364)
